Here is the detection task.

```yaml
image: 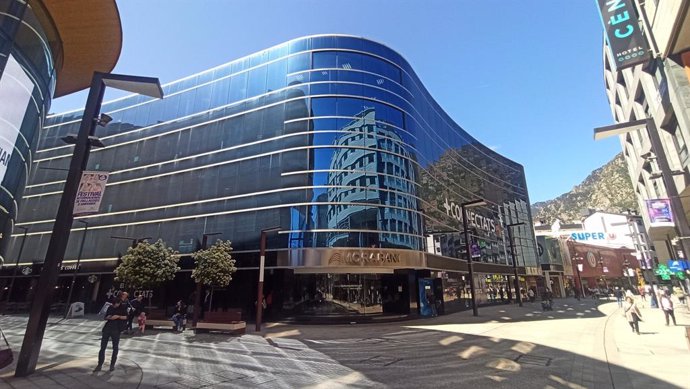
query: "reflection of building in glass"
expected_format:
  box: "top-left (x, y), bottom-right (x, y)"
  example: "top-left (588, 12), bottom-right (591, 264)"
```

top-left (8, 35), bottom-right (538, 320)
top-left (325, 108), bottom-right (420, 249)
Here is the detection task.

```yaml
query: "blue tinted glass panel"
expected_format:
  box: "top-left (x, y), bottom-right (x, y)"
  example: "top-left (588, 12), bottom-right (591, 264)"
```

top-left (269, 43), bottom-right (288, 60)
top-left (313, 51), bottom-right (336, 69)
top-left (336, 51), bottom-right (362, 71)
top-left (229, 72), bottom-right (247, 102)
top-left (288, 38), bottom-right (309, 54)
top-left (247, 67), bottom-right (268, 97)
top-left (336, 36), bottom-right (363, 51)
top-left (266, 59), bottom-right (287, 92)
top-left (287, 52), bottom-right (310, 73)
top-left (311, 36), bottom-right (335, 49)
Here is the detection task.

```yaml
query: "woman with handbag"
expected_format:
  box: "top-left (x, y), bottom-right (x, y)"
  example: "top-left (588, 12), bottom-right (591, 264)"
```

top-left (623, 296), bottom-right (642, 335)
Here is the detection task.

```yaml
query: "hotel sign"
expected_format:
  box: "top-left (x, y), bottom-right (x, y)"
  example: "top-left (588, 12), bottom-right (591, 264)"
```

top-left (596, 0), bottom-right (650, 70)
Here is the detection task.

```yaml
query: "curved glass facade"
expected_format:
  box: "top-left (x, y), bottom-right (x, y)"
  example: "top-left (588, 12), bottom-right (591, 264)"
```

top-left (8, 35), bottom-right (537, 318)
top-left (0, 0), bottom-right (61, 263)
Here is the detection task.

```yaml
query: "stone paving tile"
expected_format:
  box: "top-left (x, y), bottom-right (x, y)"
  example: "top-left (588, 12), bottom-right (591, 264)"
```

top-left (1, 299), bottom-right (688, 388)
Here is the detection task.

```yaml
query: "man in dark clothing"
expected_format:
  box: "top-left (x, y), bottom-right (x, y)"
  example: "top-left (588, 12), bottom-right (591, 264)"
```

top-left (95, 299), bottom-right (128, 372)
top-left (127, 294), bottom-right (145, 334)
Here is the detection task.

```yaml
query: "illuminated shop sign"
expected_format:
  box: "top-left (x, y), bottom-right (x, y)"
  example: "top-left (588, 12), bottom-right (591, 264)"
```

top-left (570, 232), bottom-right (617, 241)
top-left (596, 0), bottom-right (650, 69)
top-left (289, 248), bottom-right (426, 269)
top-left (443, 198), bottom-right (496, 233)
top-left (328, 251), bottom-right (401, 266)
top-left (646, 199), bottom-right (674, 228)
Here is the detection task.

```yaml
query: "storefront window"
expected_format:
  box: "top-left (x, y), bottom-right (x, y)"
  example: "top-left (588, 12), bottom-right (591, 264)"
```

top-left (284, 273), bottom-right (385, 316)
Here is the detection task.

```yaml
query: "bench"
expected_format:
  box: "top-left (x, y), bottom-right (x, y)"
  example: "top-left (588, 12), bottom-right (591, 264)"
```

top-left (145, 309), bottom-right (177, 330)
top-left (194, 309), bottom-right (246, 335)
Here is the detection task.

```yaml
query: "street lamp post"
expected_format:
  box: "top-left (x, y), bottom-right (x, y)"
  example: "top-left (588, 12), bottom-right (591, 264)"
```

top-left (506, 222), bottom-right (525, 307)
top-left (15, 72), bottom-right (162, 377)
top-left (4, 226), bottom-right (28, 310)
top-left (461, 199), bottom-right (486, 317)
top-left (63, 220), bottom-right (89, 318)
top-left (597, 254), bottom-right (609, 292)
top-left (622, 257), bottom-right (633, 290)
top-left (573, 256), bottom-right (586, 298)
top-left (193, 232), bottom-right (222, 328)
top-left (256, 226), bottom-right (281, 331)
top-left (595, 119), bottom-right (690, 262)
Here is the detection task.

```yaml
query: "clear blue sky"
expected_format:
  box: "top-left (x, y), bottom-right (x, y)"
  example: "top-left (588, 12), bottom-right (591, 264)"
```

top-left (51, 0), bottom-right (620, 203)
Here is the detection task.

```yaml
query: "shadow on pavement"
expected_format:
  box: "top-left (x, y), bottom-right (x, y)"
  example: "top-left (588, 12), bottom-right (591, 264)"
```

top-left (0, 299), bottom-right (685, 388)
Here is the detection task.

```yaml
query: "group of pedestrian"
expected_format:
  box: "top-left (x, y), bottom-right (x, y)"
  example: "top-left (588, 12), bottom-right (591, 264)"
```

top-left (94, 292), bottom-right (147, 372)
top-left (623, 287), bottom-right (681, 336)
top-left (486, 286), bottom-right (506, 302)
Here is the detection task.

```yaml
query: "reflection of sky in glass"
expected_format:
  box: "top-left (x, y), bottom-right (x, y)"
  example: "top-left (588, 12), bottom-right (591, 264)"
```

top-left (33, 35), bottom-right (535, 262)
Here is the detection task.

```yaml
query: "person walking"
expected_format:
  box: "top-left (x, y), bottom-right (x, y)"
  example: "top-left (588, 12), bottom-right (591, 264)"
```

top-left (638, 285), bottom-right (646, 301)
top-left (94, 298), bottom-right (128, 372)
top-left (126, 294), bottom-right (144, 334)
top-left (623, 296), bottom-right (642, 335)
top-left (660, 291), bottom-right (677, 326)
top-left (426, 290), bottom-right (437, 317)
top-left (614, 287), bottom-right (623, 308)
top-left (115, 292), bottom-right (132, 334)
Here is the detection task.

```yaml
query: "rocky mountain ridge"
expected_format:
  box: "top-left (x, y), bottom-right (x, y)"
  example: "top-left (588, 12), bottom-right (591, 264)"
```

top-left (531, 153), bottom-right (638, 224)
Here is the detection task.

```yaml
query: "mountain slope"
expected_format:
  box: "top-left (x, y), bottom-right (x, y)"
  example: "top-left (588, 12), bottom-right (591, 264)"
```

top-left (531, 153), bottom-right (638, 223)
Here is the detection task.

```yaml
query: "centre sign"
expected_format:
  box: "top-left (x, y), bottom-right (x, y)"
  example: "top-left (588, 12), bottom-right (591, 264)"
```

top-left (328, 251), bottom-right (401, 266)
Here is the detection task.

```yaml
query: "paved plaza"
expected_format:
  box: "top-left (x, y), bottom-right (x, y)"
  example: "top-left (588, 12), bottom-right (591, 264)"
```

top-left (0, 297), bottom-right (688, 388)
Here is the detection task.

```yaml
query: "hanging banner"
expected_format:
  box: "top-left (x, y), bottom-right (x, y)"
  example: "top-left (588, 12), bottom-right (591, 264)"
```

top-left (73, 171), bottom-right (109, 215)
top-left (645, 199), bottom-right (674, 227)
top-left (596, 0), bottom-right (651, 70)
top-left (0, 55), bottom-right (34, 185)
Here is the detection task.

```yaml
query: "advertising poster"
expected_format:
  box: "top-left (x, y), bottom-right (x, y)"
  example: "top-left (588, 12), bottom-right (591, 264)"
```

top-left (646, 199), bottom-right (674, 227)
top-left (73, 171), bottom-right (109, 215)
top-left (0, 55), bottom-right (34, 185)
top-left (470, 240), bottom-right (481, 259)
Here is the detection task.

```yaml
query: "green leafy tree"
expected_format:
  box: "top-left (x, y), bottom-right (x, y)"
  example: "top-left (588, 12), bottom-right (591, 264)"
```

top-left (114, 239), bottom-right (180, 291)
top-left (192, 240), bottom-right (236, 310)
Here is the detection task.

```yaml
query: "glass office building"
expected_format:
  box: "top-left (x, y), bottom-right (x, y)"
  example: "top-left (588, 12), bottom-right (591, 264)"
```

top-left (5, 35), bottom-right (537, 319)
top-left (0, 0), bottom-right (121, 264)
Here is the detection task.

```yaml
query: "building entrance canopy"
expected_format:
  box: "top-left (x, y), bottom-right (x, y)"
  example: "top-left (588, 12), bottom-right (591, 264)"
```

top-left (286, 248), bottom-right (426, 271)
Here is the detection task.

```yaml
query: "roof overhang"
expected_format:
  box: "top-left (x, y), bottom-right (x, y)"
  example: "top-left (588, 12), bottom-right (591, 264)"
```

top-left (42, 0), bottom-right (122, 97)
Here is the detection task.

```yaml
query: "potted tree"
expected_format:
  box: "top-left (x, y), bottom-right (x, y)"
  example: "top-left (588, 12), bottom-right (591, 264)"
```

top-left (191, 240), bottom-right (236, 326)
top-left (114, 239), bottom-right (180, 309)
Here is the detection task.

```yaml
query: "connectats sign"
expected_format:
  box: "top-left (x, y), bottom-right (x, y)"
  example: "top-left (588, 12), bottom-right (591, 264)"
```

top-left (443, 198), bottom-right (496, 233)
top-left (597, 0), bottom-right (650, 69)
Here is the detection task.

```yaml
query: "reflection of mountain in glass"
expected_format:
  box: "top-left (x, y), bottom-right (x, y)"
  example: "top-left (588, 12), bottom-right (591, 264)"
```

top-left (418, 141), bottom-right (536, 265)
top-left (324, 108), bottom-right (420, 249)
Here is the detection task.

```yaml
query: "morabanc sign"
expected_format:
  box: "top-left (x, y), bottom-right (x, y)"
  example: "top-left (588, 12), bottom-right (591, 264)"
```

top-left (596, 0), bottom-right (650, 70)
